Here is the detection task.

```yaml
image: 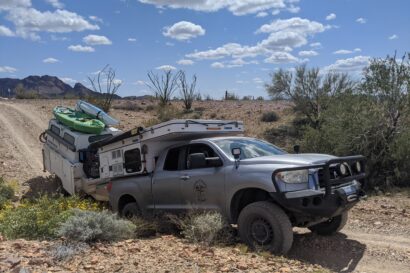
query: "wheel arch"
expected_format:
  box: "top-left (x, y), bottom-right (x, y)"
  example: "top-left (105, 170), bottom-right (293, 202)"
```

top-left (117, 194), bottom-right (138, 215)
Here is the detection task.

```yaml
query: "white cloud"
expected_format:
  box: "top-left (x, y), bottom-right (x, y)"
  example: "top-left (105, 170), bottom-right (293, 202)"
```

top-left (68, 45), bottom-right (95, 52)
top-left (310, 42), bottom-right (321, 48)
top-left (83, 34), bottom-right (112, 45)
top-left (298, 50), bottom-right (318, 57)
top-left (0, 66), bottom-right (17, 73)
top-left (187, 17), bottom-right (326, 67)
top-left (138, 0), bottom-right (298, 16)
top-left (60, 77), bottom-right (77, 85)
top-left (0, 25), bottom-right (15, 36)
top-left (325, 13), bottom-right (336, 21)
top-left (271, 9), bottom-right (280, 15)
top-left (165, 41), bottom-right (174, 46)
top-left (388, 34), bottom-right (398, 40)
top-left (133, 80), bottom-right (147, 85)
top-left (45, 0), bottom-right (64, 9)
top-left (323, 55), bottom-right (370, 72)
top-left (264, 52), bottom-right (298, 63)
top-left (0, 0), bottom-right (31, 10)
top-left (89, 15), bottom-right (103, 23)
top-left (211, 62), bottom-right (224, 69)
top-left (43, 57), bottom-right (59, 63)
top-left (253, 77), bottom-right (264, 84)
top-left (333, 48), bottom-right (362, 54)
top-left (128, 38), bottom-right (137, 42)
top-left (156, 65), bottom-right (176, 71)
top-left (256, 11), bottom-right (268, 18)
top-left (163, 21), bottom-right (205, 41)
top-left (177, 59), bottom-right (194, 65)
top-left (356, 17), bottom-right (366, 24)
top-left (5, 7), bottom-right (99, 40)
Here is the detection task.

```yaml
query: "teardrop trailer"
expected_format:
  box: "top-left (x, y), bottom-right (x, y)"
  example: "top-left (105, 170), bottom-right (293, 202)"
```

top-left (41, 101), bottom-right (367, 254)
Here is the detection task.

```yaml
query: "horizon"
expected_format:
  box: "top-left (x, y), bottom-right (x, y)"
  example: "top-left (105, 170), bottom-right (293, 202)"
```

top-left (0, 0), bottom-right (409, 98)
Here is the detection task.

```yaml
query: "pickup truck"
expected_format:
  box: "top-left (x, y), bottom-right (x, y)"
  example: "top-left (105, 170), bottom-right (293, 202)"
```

top-left (108, 136), bottom-right (366, 254)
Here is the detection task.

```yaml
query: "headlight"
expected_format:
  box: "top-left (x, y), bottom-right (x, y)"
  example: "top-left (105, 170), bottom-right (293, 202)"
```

top-left (275, 169), bottom-right (309, 184)
top-left (336, 163), bottom-right (348, 176)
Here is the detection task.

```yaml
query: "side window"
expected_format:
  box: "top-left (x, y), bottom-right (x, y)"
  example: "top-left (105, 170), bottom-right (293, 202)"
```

top-left (63, 133), bottom-right (75, 145)
top-left (124, 148), bottom-right (141, 173)
top-left (164, 147), bottom-right (181, 171)
top-left (186, 144), bottom-right (218, 169)
top-left (50, 125), bottom-right (60, 136)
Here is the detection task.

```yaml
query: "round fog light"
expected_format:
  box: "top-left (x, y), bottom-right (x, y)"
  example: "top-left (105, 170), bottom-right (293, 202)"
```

top-left (355, 161), bottom-right (362, 173)
top-left (337, 163), bottom-right (347, 176)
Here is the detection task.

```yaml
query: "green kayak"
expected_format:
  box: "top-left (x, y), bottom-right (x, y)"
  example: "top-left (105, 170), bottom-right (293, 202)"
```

top-left (53, 106), bottom-right (105, 134)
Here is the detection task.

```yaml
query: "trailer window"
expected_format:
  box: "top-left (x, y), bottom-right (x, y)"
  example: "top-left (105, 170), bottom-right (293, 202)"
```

top-left (164, 147), bottom-right (181, 171)
top-left (124, 148), bottom-right (142, 173)
top-left (63, 133), bottom-right (75, 145)
top-left (50, 125), bottom-right (60, 136)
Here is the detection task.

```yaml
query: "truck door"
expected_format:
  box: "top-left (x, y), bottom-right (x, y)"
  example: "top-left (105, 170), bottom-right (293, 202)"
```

top-left (152, 146), bottom-right (186, 210)
top-left (179, 143), bottom-right (225, 211)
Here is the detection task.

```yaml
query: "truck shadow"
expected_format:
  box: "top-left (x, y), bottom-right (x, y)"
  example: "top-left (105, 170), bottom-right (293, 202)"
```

top-left (22, 175), bottom-right (62, 200)
top-left (288, 231), bottom-right (366, 273)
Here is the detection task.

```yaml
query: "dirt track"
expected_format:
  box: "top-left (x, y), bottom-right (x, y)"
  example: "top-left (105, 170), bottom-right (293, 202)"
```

top-left (0, 100), bottom-right (409, 273)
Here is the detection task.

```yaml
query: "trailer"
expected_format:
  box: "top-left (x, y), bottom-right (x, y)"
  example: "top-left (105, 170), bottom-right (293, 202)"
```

top-left (42, 118), bottom-right (244, 200)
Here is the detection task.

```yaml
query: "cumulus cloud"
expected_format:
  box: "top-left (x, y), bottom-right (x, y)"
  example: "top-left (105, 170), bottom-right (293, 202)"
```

top-left (0, 66), bottom-right (17, 73)
top-left (177, 59), bottom-right (194, 65)
top-left (89, 15), bottom-right (103, 23)
top-left (83, 34), bottom-right (112, 45)
top-left (298, 50), bottom-right (318, 57)
top-left (138, 0), bottom-right (298, 16)
top-left (133, 80), bottom-right (147, 85)
top-left (325, 13), bottom-right (336, 20)
top-left (128, 38), bottom-right (137, 42)
top-left (163, 21), bottom-right (205, 41)
top-left (211, 62), bottom-right (224, 69)
top-left (323, 55), bottom-right (370, 72)
top-left (310, 42), bottom-right (321, 48)
top-left (388, 34), bottom-right (398, 40)
top-left (68, 45), bottom-right (95, 52)
top-left (0, 25), bottom-right (15, 36)
top-left (256, 11), bottom-right (269, 18)
top-left (0, 0), bottom-right (31, 10)
top-left (43, 57), bottom-right (59, 63)
top-left (186, 17), bottom-right (327, 67)
top-left (356, 17), bottom-right (366, 24)
top-left (156, 65), bottom-right (176, 71)
top-left (60, 77), bottom-right (77, 85)
top-left (45, 0), bottom-right (64, 9)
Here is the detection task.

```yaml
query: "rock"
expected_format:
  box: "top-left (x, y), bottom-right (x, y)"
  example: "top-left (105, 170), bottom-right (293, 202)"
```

top-left (237, 262), bottom-right (248, 270)
top-left (5, 256), bottom-right (21, 268)
top-left (279, 267), bottom-right (291, 273)
top-left (11, 267), bottom-right (31, 273)
top-left (374, 221), bottom-right (382, 226)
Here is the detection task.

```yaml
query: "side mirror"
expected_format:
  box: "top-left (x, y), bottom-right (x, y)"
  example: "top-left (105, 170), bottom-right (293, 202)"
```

top-left (293, 145), bottom-right (300, 154)
top-left (206, 157), bottom-right (223, 167)
top-left (232, 148), bottom-right (241, 159)
top-left (188, 153), bottom-right (207, 169)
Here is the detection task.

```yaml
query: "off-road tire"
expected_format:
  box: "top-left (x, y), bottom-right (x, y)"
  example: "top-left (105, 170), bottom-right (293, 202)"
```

top-left (308, 211), bottom-right (348, 236)
top-left (237, 201), bottom-right (293, 255)
top-left (121, 202), bottom-right (140, 219)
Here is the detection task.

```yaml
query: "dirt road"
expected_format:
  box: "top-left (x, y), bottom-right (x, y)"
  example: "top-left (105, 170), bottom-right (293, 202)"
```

top-left (0, 100), bottom-right (409, 273)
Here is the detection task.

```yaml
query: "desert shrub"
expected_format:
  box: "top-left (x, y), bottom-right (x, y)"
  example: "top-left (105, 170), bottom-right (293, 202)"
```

top-left (15, 90), bottom-right (40, 99)
top-left (156, 105), bottom-right (182, 122)
top-left (50, 242), bottom-right (89, 261)
top-left (0, 177), bottom-right (14, 209)
top-left (260, 111), bottom-right (279, 122)
top-left (131, 217), bottom-right (160, 237)
top-left (256, 96), bottom-right (265, 101)
top-left (113, 101), bottom-right (143, 111)
top-left (242, 96), bottom-right (252, 100)
top-left (224, 91), bottom-right (239, 100)
top-left (263, 125), bottom-right (300, 151)
top-left (170, 211), bottom-right (229, 245)
top-left (0, 195), bottom-right (100, 240)
top-left (210, 112), bottom-right (217, 119)
top-left (145, 104), bottom-right (155, 111)
top-left (57, 209), bottom-right (135, 243)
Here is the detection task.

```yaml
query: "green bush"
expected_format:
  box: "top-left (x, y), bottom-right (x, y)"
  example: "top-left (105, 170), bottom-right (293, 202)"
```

top-left (0, 177), bottom-right (14, 209)
top-left (156, 105), bottom-right (182, 122)
top-left (260, 111), bottom-right (279, 122)
top-left (0, 195), bottom-right (100, 240)
top-left (170, 211), bottom-right (229, 245)
top-left (57, 209), bottom-right (135, 243)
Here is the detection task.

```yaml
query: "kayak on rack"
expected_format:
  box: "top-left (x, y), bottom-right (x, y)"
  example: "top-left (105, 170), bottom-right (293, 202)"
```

top-left (75, 100), bottom-right (119, 126)
top-left (53, 106), bottom-right (105, 135)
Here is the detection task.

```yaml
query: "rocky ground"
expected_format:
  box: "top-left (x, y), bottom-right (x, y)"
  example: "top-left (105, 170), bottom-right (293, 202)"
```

top-left (0, 99), bottom-right (409, 273)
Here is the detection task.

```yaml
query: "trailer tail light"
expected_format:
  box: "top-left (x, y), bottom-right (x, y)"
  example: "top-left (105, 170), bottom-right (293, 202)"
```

top-left (106, 182), bottom-right (113, 192)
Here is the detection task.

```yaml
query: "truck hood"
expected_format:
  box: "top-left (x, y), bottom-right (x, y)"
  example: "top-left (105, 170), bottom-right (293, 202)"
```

top-left (241, 153), bottom-right (336, 166)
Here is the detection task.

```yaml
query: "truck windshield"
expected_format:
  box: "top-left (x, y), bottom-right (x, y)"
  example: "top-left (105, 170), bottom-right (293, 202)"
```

top-left (211, 138), bottom-right (286, 160)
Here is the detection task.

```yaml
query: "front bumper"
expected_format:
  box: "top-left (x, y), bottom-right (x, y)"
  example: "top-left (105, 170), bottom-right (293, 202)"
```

top-left (272, 155), bottom-right (367, 218)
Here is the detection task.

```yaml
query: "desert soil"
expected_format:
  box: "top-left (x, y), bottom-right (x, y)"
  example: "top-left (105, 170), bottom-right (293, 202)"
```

top-left (0, 99), bottom-right (409, 273)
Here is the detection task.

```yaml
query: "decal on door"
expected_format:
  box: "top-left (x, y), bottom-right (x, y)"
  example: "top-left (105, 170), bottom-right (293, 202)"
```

top-left (194, 179), bottom-right (207, 202)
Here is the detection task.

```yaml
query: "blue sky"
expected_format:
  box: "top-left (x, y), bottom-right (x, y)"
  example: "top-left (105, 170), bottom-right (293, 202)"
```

top-left (0, 0), bottom-right (408, 98)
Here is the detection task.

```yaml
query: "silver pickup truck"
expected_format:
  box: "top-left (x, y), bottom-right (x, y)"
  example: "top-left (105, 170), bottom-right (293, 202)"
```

top-left (108, 136), bottom-right (366, 254)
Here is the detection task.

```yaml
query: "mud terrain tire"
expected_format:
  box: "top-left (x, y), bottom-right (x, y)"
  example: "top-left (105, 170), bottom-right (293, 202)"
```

top-left (121, 202), bottom-right (140, 219)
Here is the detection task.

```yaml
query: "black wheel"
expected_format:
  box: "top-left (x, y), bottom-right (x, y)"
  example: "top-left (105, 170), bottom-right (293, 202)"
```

top-left (308, 212), bottom-right (348, 236)
top-left (121, 202), bottom-right (140, 219)
top-left (237, 201), bottom-right (293, 255)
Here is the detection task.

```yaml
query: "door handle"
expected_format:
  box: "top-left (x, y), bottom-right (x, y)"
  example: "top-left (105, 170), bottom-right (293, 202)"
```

top-left (180, 175), bottom-right (191, 181)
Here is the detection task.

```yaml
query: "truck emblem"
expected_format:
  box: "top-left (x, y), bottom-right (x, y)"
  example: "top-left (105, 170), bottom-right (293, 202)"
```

top-left (194, 180), bottom-right (207, 202)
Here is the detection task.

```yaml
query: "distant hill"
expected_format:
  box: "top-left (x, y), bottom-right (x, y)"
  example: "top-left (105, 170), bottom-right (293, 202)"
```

top-left (0, 75), bottom-right (121, 99)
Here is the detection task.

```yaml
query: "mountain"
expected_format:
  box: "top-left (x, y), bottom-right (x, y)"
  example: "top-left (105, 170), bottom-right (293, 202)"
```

top-left (0, 75), bottom-right (121, 98)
